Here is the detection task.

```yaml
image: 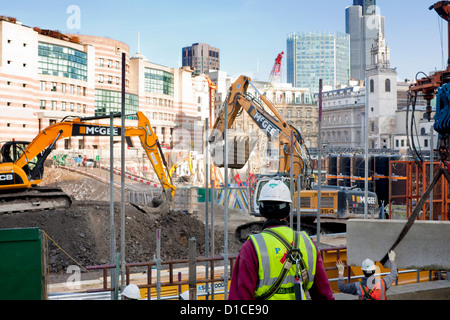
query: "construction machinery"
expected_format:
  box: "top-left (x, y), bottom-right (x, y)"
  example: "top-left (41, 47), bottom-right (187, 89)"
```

top-left (0, 111), bottom-right (175, 214)
top-left (169, 151), bottom-right (194, 181)
top-left (208, 75), bottom-right (379, 238)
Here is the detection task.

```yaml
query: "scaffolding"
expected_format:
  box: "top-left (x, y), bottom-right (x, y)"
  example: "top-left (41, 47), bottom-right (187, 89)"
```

top-left (389, 160), bottom-right (450, 221)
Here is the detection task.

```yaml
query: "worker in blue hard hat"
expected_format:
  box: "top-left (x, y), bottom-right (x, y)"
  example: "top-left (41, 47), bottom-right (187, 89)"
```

top-left (336, 250), bottom-right (398, 300)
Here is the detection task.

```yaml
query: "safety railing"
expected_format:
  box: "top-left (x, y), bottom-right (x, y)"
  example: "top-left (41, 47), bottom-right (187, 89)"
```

top-left (82, 245), bottom-right (444, 300)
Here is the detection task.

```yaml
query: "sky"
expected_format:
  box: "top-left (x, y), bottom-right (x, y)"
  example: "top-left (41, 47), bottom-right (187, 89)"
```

top-left (2, 0), bottom-right (448, 83)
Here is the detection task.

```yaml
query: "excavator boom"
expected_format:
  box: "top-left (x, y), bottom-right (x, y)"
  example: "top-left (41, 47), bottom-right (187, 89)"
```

top-left (0, 111), bottom-right (175, 214)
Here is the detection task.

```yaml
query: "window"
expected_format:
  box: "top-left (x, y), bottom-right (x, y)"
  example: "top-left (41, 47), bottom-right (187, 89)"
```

top-left (144, 68), bottom-right (174, 96)
top-left (108, 60), bottom-right (112, 68)
top-left (370, 79), bottom-right (374, 93)
top-left (99, 74), bottom-right (104, 83)
top-left (61, 102), bottom-right (66, 111)
top-left (99, 58), bottom-right (104, 67)
top-left (94, 89), bottom-right (139, 119)
top-left (385, 79), bottom-right (391, 92)
top-left (40, 81), bottom-right (46, 91)
top-left (424, 139), bottom-right (428, 147)
top-left (40, 100), bottom-right (46, 110)
top-left (51, 82), bottom-right (57, 92)
top-left (38, 42), bottom-right (87, 81)
top-left (51, 101), bottom-right (57, 110)
top-left (62, 83), bottom-right (66, 93)
top-left (70, 85), bottom-right (74, 94)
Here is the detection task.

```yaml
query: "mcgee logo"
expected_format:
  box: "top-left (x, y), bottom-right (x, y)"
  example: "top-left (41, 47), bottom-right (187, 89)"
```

top-left (74, 124), bottom-right (120, 136)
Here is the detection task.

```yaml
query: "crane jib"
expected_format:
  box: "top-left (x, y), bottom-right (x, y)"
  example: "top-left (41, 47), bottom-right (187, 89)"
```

top-left (72, 124), bottom-right (121, 136)
top-left (248, 105), bottom-right (281, 139)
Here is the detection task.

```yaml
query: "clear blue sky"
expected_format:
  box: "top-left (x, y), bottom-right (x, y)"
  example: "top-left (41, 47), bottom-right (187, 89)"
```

top-left (2, 0), bottom-right (448, 83)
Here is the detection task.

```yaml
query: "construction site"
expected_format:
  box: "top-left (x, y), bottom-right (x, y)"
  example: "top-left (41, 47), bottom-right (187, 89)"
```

top-left (3, 1), bottom-right (450, 303)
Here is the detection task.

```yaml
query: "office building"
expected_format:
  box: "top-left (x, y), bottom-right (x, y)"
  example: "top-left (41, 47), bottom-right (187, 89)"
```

top-left (0, 17), bottom-right (203, 154)
top-left (353, 0), bottom-right (376, 15)
top-left (286, 31), bottom-right (350, 93)
top-left (181, 43), bottom-right (220, 75)
top-left (345, 1), bottom-right (385, 80)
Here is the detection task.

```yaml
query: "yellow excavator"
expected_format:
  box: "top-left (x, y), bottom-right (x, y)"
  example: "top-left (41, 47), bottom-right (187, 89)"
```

top-left (0, 111), bottom-right (175, 214)
top-left (209, 75), bottom-right (380, 238)
top-left (169, 151), bottom-right (194, 180)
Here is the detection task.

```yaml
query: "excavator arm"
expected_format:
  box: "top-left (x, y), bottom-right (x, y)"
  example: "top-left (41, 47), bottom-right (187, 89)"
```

top-left (209, 75), bottom-right (312, 187)
top-left (1, 111), bottom-right (175, 199)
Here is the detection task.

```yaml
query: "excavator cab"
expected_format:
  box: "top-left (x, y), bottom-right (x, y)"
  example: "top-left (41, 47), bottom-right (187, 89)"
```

top-left (1, 141), bottom-right (45, 181)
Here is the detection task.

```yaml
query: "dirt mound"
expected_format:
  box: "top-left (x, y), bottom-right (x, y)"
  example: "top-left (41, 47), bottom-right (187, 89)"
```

top-left (0, 167), bottom-right (249, 279)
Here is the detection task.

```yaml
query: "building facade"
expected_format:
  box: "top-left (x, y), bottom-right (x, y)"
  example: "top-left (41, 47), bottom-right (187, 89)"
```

top-left (286, 31), bottom-right (350, 93)
top-left (182, 43), bottom-right (220, 76)
top-left (345, 1), bottom-right (385, 81)
top-left (320, 84), bottom-right (366, 150)
top-left (0, 17), bottom-right (203, 157)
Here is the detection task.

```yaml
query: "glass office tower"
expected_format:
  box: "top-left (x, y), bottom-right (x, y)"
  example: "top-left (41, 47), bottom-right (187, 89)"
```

top-left (286, 31), bottom-right (350, 93)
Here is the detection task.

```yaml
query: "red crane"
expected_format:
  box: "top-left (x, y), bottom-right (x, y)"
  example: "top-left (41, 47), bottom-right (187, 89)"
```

top-left (268, 51), bottom-right (284, 85)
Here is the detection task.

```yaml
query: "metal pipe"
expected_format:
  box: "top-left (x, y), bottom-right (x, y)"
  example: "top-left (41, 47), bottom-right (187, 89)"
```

top-left (317, 79), bottom-right (323, 246)
top-left (120, 52), bottom-right (126, 289)
top-left (204, 117), bottom-right (210, 299)
top-left (188, 237), bottom-right (197, 300)
top-left (430, 126), bottom-right (434, 220)
top-left (156, 229), bottom-right (161, 299)
top-left (364, 74), bottom-right (369, 219)
top-left (223, 101), bottom-right (229, 299)
top-left (290, 130), bottom-right (294, 229)
top-left (109, 112), bottom-right (117, 300)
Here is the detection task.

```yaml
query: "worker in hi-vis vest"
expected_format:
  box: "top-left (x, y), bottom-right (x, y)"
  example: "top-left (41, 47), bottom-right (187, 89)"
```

top-left (336, 250), bottom-right (398, 300)
top-left (228, 179), bottom-right (334, 300)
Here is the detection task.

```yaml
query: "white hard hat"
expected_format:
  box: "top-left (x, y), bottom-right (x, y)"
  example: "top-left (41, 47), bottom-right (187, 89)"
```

top-left (361, 258), bottom-right (376, 272)
top-left (122, 284), bottom-right (141, 300)
top-left (258, 179), bottom-right (292, 203)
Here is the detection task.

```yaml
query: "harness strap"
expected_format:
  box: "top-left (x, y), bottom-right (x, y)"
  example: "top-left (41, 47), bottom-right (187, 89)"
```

top-left (255, 229), bottom-right (300, 300)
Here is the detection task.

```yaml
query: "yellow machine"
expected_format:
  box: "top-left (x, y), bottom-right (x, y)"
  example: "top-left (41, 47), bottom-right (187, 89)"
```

top-left (0, 111), bottom-right (175, 214)
top-left (168, 151), bottom-right (194, 179)
top-left (208, 76), bottom-right (379, 237)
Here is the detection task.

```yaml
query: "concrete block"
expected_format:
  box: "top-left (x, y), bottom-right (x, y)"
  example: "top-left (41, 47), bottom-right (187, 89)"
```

top-left (347, 219), bottom-right (450, 270)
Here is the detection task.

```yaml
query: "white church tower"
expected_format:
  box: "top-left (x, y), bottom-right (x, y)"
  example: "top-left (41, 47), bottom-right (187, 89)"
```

top-left (366, 32), bottom-right (397, 149)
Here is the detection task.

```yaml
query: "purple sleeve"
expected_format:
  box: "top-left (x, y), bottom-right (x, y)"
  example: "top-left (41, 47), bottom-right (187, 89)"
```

top-left (308, 242), bottom-right (335, 300)
top-left (228, 240), bottom-right (259, 300)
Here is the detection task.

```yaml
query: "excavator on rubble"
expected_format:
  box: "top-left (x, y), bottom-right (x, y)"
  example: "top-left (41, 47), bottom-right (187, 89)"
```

top-left (0, 111), bottom-right (175, 214)
top-left (208, 75), bottom-right (380, 240)
top-left (169, 151), bottom-right (194, 181)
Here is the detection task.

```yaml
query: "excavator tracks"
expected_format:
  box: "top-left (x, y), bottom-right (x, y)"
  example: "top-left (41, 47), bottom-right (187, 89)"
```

top-left (0, 187), bottom-right (72, 214)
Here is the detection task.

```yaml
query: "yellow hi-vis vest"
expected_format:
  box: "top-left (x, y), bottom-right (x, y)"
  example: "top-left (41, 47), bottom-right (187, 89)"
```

top-left (249, 226), bottom-right (318, 300)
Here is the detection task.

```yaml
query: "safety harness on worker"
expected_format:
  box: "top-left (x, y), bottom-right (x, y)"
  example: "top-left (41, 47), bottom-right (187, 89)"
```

top-left (358, 279), bottom-right (386, 300)
top-left (249, 226), bottom-right (317, 300)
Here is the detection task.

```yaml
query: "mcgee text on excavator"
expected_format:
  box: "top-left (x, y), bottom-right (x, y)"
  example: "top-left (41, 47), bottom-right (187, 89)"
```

top-left (208, 75), bottom-right (380, 238)
top-left (0, 111), bottom-right (175, 214)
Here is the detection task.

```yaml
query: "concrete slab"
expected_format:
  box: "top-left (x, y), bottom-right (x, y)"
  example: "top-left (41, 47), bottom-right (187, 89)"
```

top-left (347, 219), bottom-right (450, 270)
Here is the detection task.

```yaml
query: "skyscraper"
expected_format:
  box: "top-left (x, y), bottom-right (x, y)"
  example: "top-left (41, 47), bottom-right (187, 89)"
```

top-left (286, 31), bottom-right (350, 93)
top-left (346, 1), bottom-right (385, 80)
top-left (353, 0), bottom-right (376, 15)
top-left (181, 43), bottom-right (220, 75)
